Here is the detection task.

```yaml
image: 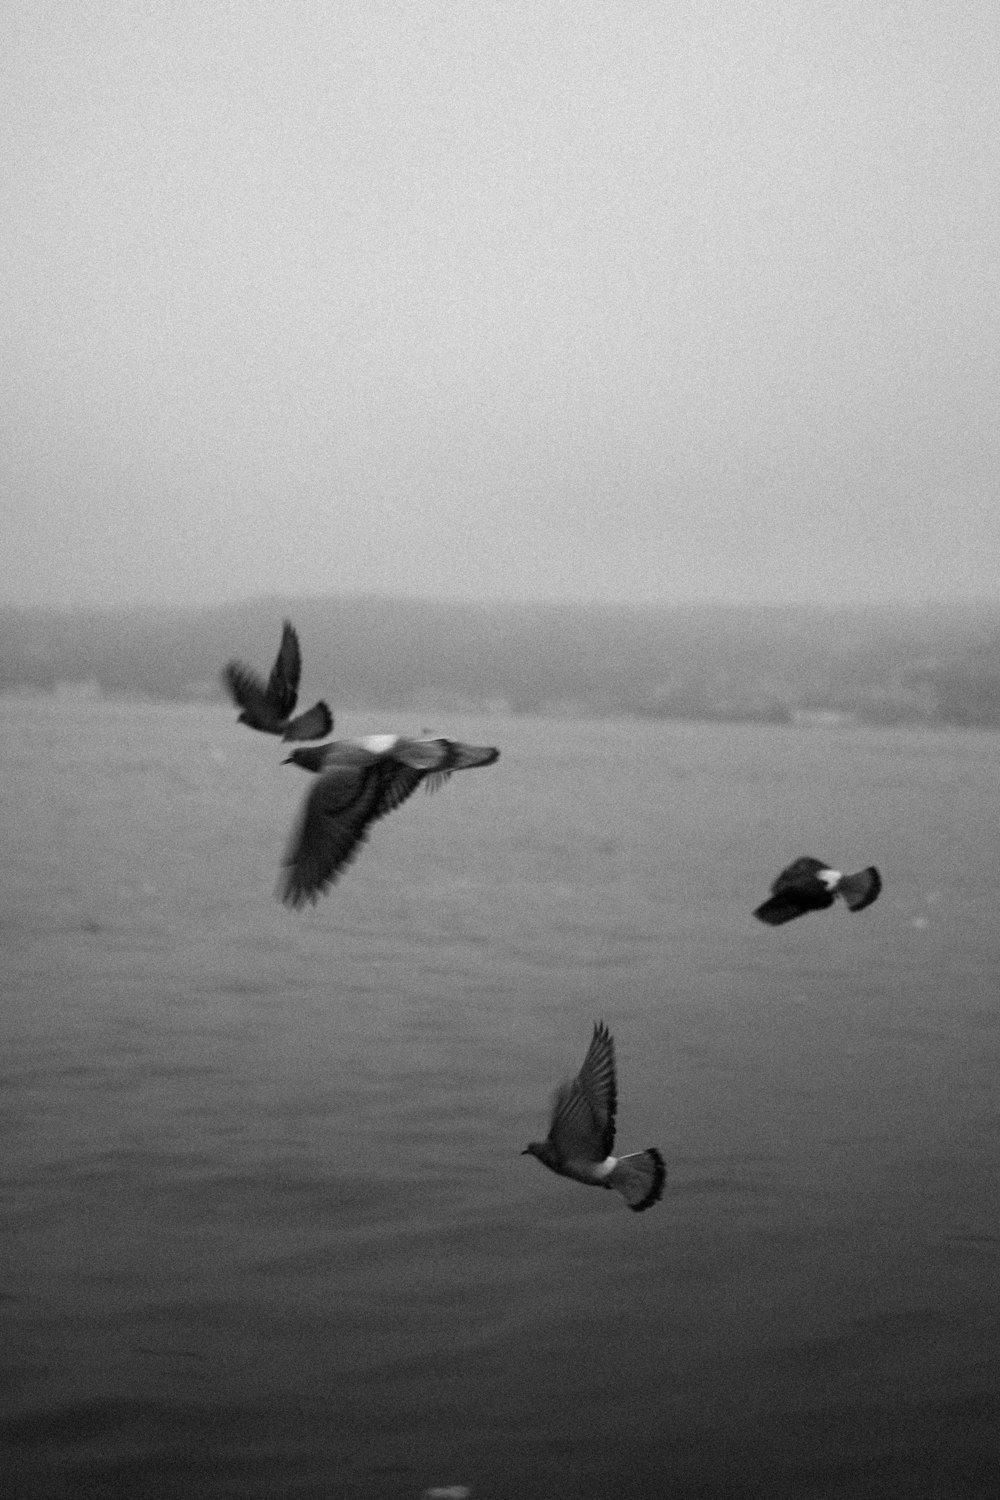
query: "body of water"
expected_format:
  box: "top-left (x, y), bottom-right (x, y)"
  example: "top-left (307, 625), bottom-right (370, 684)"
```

top-left (2, 696), bottom-right (998, 1497)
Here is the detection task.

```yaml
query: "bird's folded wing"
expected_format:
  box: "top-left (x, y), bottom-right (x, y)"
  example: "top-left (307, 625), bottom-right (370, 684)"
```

top-left (771, 855), bottom-right (827, 890)
top-left (267, 622), bottom-right (301, 720)
top-left (753, 891), bottom-right (808, 925)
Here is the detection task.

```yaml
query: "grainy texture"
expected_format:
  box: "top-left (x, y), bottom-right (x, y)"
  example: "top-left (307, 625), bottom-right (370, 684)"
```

top-left (2, 697), bottom-right (998, 1498)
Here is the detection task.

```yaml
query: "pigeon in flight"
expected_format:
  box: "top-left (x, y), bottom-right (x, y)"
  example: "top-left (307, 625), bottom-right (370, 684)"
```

top-left (753, 856), bottom-right (882, 926)
top-left (223, 621), bottom-right (333, 742)
top-left (280, 734), bottom-right (500, 907)
top-left (522, 1022), bottom-right (666, 1213)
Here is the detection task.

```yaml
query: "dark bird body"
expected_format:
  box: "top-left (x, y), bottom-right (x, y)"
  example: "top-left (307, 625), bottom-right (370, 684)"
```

top-left (753, 856), bottom-right (882, 926)
top-left (523, 1022), bottom-right (666, 1213)
top-left (280, 733), bottom-right (500, 907)
top-left (223, 621), bottom-right (333, 741)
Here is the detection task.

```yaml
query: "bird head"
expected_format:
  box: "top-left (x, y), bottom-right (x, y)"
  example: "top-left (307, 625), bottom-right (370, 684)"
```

top-left (283, 746), bottom-right (327, 772)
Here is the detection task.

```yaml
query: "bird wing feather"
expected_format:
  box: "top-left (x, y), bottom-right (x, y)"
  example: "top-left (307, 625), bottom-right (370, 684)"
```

top-left (222, 662), bottom-right (276, 728)
top-left (753, 890), bottom-right (812, 925)
top-left (266, 621), bottom-right (301, 720)
top-left (755, 855), bottom-right (839, 923)
top-left (548, 1022), bottom-right (617, 1161)
top-left (771, 856), bottom-right (828, 891)
top-left (370, 762), bottom-right (429, 821)
top-left (280, 762), bottom-right (384, 906)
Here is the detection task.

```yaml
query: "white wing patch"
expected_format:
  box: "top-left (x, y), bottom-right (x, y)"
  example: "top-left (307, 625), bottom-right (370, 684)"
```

top-left (358, 734), bottom-right (401, 754)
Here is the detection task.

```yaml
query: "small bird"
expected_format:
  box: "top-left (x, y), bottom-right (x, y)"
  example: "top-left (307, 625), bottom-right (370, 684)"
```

top-left (280, 733), bottom-right (500, 907)
top-left (522, 1022), bottom-right (666, 1213)
top-left (753, 856), bottom-right (882, 926)
top-left (222, 621), bottom-right (333, 741)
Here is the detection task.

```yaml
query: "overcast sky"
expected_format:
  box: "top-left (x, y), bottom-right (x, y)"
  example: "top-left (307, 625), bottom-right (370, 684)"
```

top-left (2, 1), bottom-right (998, 609)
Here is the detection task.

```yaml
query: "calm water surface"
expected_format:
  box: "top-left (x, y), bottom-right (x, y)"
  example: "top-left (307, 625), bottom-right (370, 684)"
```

top-left (2, 696), bottom-right (998, 1498)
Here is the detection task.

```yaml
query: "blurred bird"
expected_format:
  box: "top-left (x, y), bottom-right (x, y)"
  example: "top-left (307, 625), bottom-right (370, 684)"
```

top-left (522, 1022), bottom-right (666, 1213)
top-left (280, 734), bottom-right (500, 907)
top-left (222, 621), bottom-right (333, 741)
top-left (753, 856), bottom-right (882, 926)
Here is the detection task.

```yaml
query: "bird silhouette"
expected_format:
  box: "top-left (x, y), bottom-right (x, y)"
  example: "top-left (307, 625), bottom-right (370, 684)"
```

top-left (222, 621), bottom-right (333, 741)
top-left (753, 856), bottom-right (882, 926)
top-left (523, 1022), bottom-right (666, 1212)
top-left (279, 734), bottom-right (500, 907)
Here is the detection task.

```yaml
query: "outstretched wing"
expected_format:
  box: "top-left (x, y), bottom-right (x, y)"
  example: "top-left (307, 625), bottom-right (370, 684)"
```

top-left (266, 621), bottom-right (301, 721)
top-left (280, 756), bottom-right (428, 906)
top-left (280, 762), bottom-right (385, 906)
top-left (370, 761), bottom-right (430, 822)
top-left (365, 740), bottom-right (462, 819)
top-left (548, 1022), bottom-right (617, 1162)
top-left (222, 661), bottom-right (280, 731)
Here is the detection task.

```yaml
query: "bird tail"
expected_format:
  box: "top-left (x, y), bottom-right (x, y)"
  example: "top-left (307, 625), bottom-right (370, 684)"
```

top-left (421, 742), bottom-right (500, 789)
top-left (282, 702), bottom-right (334, 742)
top-left (607, 1149), bottom-right (666, 1212)
top-left (395, 738), bottom-right (500, 773)
top-left (838, 866), bottom-right (881, 912)
top-left (450, 741), bottom-right (500, 770)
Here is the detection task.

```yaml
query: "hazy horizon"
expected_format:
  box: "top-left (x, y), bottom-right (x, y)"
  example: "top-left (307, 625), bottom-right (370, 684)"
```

top-left (5, 586), bottom-right (1000, 621)
top-left (4, 2), bottom-right (999, 611)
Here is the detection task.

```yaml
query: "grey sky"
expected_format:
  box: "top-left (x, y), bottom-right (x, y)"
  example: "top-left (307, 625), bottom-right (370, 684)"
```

top-left (3, 1), bottom-right (998, 608)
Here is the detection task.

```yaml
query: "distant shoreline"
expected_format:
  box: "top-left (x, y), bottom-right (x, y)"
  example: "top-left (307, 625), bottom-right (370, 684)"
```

top-left (3, 683), bottom-right (996, 735)
top-left (3, 596), bottom-right (999, 729)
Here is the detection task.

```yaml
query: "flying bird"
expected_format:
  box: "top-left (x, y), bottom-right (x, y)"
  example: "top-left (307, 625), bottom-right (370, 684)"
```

top-left (522, 1022), bottom-right (666, 1213)
top-left (222, 621), bottom-right (333, 741)
top-left (753, 856), bottom-right (882, 926)
top-left (280, 734), bottom-right (500, 907)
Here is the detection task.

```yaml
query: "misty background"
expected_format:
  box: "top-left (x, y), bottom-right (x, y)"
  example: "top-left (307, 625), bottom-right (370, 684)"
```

top-left (3, 2), bottom-right (999, 611)
top-left (5, 12), bottom-right (1000, 1492)
top-left (4, 597), bottom-right (1000, 728)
